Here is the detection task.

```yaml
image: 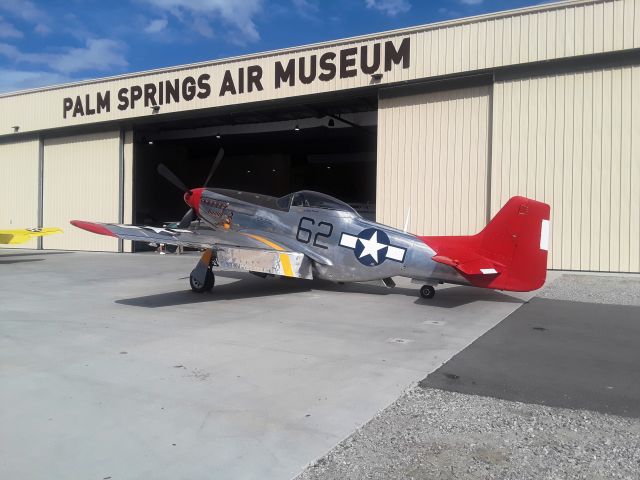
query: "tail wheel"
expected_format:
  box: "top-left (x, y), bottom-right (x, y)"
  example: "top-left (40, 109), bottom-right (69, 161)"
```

top-left (420, 285), bottom-right (435, 299)
top-left (190, 269), bottom-right (215, 293)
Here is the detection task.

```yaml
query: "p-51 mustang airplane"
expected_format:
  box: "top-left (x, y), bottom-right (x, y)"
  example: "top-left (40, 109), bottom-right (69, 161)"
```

top-left (0, 227), bottom-right (62, 245)
top-left (72, 149), bottom-right (550, 298)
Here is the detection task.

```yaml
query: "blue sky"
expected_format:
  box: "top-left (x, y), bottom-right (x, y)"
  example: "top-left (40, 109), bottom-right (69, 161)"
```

top-left (0, 0), bottom-right (543, 93)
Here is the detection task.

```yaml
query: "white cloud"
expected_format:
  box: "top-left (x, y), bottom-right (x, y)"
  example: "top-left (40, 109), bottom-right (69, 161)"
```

top-left (0, 15), bottom-right (22, 38)
top-left (140, 0), bottom-right (263, 43)
top-left (53, 39), bottom-right (128, 73)
top-left (144, 18), bottom-right (169, 34)
top-left (291, 0), bottom-right (320, 21)
top-left (365, 0), bottom-right (411, 16)
top-left (0, 68), bottom-right (73, 93)
top-left (0, 38), bottom-right (128, 74)
top-left (293, 0), bottom-right (319, 14)
top-left (34, 23), bottom-right (51, 35)
top-left (0, 42), bottom-right (20, 57)
top-left (192, 16), bottom-right (215, 38)
top-left (459, 0), bottom-right (483, 4)
top-left (0, 0), bottom-right (48, 23)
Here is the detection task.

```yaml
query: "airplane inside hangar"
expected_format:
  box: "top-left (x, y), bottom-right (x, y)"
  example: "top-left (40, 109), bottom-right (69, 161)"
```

top-left (132, 95), bottom-right (378, 250)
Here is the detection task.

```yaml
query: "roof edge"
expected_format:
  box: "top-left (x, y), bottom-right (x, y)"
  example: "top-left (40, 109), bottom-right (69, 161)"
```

top-left (0, 0), bottom-right (600, 99)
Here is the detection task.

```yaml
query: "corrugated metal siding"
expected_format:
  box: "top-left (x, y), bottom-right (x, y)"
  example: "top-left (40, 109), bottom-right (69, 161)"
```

top-left (491, 65), bottom-right (640, 272)
top-left (377, 86), bottom-right (490, 235)
top-left (1, 0), bottom-right (638, 135)
top-left (42, 131), bottom-right (120, 251)
top-left (0, 139), bottom-right (39, 249)
top-left (123, 129), bottom-right (134, 252)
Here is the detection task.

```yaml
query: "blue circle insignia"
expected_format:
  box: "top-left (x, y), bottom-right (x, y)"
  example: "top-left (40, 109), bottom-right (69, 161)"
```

top-left (354, 228), bottom-right (390, 266)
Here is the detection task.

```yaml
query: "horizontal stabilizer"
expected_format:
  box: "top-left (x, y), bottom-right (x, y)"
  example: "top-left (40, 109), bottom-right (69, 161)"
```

top-left (431, 252), bottom-right (503, 276)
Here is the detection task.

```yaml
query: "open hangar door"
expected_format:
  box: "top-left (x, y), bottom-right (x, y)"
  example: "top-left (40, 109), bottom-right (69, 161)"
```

top-left (132, 98), bottom-right (377, 250)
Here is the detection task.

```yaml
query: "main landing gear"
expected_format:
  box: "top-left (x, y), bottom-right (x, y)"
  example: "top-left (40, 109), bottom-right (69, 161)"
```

top-left (190, 269), bottom-right (215, 293)
top-left (419, 285), bottom-right (436, 299)
top-left (190, 248), bottom-right (216, 293)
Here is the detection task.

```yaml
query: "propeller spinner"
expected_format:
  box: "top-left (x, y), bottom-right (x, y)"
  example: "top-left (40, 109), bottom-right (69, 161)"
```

top-left (156, 148), bottom-right (224, 229)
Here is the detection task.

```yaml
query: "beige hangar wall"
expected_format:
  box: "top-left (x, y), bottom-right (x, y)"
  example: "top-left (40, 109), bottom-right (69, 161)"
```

top-left (123, 130), bottom-right (134, 253)
top-left (378, 65), bottom-right (640, 274)
top-left (0, 139), bottom-right (40, 249)
top-left (491, 65), bottom-right (640, 273)
top-left (42, 131), bottom-right (124, 252)
top-left (377, 86), bottom-right (491, 236)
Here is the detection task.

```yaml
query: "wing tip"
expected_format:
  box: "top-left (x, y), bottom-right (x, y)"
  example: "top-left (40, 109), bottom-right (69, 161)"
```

top-left (70, 220), bottom-right (116, 237)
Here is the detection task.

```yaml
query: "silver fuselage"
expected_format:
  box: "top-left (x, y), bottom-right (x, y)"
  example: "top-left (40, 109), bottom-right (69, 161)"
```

top-left (197, 189), bottom-right (467, 285)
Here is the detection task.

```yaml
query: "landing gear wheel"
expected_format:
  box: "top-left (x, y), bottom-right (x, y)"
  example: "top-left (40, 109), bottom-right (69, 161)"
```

top-left (420, 285), bottom-right (436, 299)
top-left (190, 269), bottom-right (215, 293)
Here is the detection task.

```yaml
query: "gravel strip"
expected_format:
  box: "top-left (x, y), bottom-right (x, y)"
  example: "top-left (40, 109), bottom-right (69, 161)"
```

top-left (538, 274), bottom-right (640, 306)
top-left (296, 387), bottom-right (640, 480)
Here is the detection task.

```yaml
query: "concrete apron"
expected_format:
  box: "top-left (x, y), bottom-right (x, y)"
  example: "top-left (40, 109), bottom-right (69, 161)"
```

top-left (0, 250), bottom-right (545, 480)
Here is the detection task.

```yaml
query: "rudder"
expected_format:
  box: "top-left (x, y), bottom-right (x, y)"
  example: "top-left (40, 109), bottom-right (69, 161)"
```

top-left (419, 196), bottom-right (551, 292)
top-left (476, 196), bottom-right (551, 291)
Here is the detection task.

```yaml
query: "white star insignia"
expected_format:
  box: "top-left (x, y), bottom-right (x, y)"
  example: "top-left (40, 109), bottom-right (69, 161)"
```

top-left (358, 231), bottom-right (386, 263)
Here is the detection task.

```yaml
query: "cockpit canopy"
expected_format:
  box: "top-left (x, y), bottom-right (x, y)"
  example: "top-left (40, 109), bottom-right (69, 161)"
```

top-left (277, 190), bottom-right (359, 215)
top-left (210, 188), bottom-right (359, 215)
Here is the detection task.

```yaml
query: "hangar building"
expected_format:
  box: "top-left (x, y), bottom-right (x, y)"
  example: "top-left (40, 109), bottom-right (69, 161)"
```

top-left (1, 0), bottom-right (639, 273)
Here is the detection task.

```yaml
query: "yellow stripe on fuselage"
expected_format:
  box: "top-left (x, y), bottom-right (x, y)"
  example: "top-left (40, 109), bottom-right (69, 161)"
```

top-left (279, 253), bottom-right (294, 277)
top-left (240, 233), bottom-right (294, 277)
top-left (242, 233), bottom-right (285, 251)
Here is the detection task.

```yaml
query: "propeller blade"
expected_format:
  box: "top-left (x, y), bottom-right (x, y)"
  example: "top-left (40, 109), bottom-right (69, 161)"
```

top-left (203, 148), bottom-right (225, 187)
top-left (157, 163), bottom-right (189, 193)
top-left (177, 208), bottom-right (197, 229)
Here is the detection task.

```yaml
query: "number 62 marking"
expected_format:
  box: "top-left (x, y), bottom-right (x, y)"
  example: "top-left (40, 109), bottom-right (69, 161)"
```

top-left (296, 217), bottom-right (333, 249)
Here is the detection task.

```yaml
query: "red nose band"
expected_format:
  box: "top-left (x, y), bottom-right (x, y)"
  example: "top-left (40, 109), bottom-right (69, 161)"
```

top-left (184, 188), bottom-right (203, 213)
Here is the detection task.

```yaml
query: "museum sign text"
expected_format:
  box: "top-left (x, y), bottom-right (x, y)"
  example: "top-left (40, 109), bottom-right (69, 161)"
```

top-left (62, 38), bottom-right (410, 119)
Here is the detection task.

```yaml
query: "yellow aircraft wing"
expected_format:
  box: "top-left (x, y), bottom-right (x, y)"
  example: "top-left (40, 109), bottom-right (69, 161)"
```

top-left (0, 227), bottom-right (63, 245)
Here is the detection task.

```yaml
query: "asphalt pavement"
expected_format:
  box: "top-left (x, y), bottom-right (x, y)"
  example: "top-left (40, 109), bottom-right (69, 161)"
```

top-left (422, 297), bottom-right (640, 417)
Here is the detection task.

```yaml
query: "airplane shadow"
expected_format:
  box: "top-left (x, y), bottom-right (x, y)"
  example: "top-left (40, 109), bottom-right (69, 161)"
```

top-left (116, 276), bottom-right (312, 308)
top-left (116, 272), bottom-right (525, 309)
top-left (413, 286), bottom-right (525, 308)
top-left (0, 258), bottom-right (45, 265)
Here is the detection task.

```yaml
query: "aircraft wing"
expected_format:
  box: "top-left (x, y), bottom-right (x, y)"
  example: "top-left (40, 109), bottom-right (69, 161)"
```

top-left (0, 227), bottom-right (62, 245)
top-left (71, 220), bottom-right (220, 249)
top-left (70, 220), bottom-right (313, 279)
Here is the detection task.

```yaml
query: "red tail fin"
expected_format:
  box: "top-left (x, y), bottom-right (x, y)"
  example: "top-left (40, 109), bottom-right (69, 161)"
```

top-left (419, 196), bottom-right (551, 292)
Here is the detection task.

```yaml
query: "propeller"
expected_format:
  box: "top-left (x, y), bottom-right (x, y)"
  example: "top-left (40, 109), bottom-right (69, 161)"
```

top-left (177, 208), bottom-right (197, 229)
top-left (204, 148), bottom-right (224, 187)
top-left (156, 148), bottom-right (225, 229)
top-left (157, 163), bottom-right (189, 193)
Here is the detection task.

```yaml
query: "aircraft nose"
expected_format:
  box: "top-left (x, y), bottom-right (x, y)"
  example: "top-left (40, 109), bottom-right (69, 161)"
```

top-left (184, 188), bottom-right (203, 213)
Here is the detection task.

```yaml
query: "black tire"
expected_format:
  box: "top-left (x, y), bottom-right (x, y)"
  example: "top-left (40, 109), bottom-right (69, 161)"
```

top-left (420, 285), bottom-right (435, 299)
top-left (190, 269), bottom-right (215, 293)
